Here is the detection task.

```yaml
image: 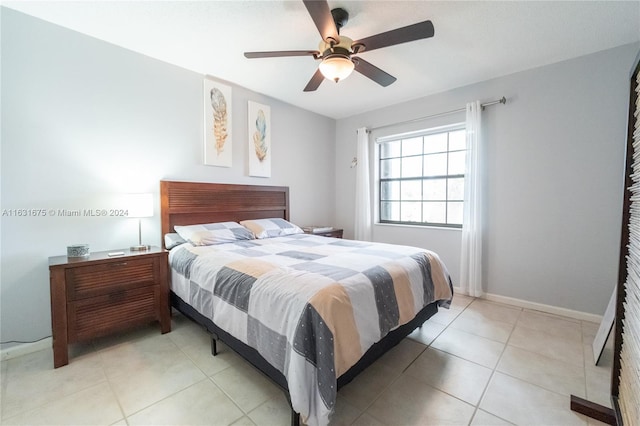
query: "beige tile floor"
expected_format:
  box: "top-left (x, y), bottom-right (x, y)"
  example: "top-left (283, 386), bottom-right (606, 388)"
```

top-left (0, 295), bottom-right (614, 425)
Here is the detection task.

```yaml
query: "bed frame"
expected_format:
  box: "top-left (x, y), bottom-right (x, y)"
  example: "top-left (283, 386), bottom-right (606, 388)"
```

top-left (160, 180), bottom-right (440, 425)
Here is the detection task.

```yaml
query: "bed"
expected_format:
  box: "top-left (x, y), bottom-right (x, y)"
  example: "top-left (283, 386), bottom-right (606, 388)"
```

top-left (160, 180), bottom-right (453, 426)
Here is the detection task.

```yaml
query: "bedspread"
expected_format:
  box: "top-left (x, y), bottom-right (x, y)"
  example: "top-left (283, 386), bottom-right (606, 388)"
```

top-left (169, 234), bottom-right (453, 426)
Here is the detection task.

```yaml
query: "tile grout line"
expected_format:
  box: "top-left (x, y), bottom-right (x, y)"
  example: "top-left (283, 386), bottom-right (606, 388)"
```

top-left (2, 344), bottom-right (113, 423)
top-left (206, 355), bottom-right (283, 424)
top-left (96, 328), bottom-right (231, 425)
top-left (167, 321), bottom-right (249, 425)
top-left (344, 366), bottom-right (408, 426)
top-left (468, 306), bottom-right (598, 424)
top-left (376, 297), bottom-right (519, 425)
top-left (339, 297), bottom-right (475, 425)
top-left (348, 297), bottom-right (477, 426)
top-left (465, 303), bottom-right (523, 425)
top-left (446, 297), bottom-right (493, 425)
top-left (499, 313), bottom-right (590, 397)
top-left (2, 297), bottom-right (603, 426)
top-left (91, 339), bottom-right (131, 425)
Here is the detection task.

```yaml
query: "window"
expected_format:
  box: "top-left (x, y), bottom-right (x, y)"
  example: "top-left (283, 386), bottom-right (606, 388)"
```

top-left (378, 125), bottom-right (466, 228)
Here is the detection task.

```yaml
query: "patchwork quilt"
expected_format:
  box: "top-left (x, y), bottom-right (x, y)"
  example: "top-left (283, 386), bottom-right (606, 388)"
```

top-left (169, 234), bottom-right (453, 426)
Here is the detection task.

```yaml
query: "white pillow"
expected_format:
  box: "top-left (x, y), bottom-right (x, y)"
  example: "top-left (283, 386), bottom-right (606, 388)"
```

top-left (174, 222), bottom-right (254, 246)
top-left (164, 233), bottom-right (187, 250)
top-left (239, 218), bottom-right (303, 239)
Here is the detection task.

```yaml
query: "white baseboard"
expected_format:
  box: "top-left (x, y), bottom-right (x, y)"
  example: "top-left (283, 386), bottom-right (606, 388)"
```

top-left (453, 286), bottom-right (603, 324)
top-left (1, 338), bottom-right (52, 362)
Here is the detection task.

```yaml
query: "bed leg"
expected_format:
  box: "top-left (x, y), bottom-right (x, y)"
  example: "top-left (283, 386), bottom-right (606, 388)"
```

top-left (210, 335), bottom-right (218, 356)
top-left (290, 409), bottom-right (300, 426)
top-left (282, 389), bottom-right (300, 426)
top-left (282, 388), bottom-right (300, 426)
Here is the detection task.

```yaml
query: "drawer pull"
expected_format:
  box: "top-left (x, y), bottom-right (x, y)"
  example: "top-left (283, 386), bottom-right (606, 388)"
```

top-left (109, 262), bottom-right (128, 267)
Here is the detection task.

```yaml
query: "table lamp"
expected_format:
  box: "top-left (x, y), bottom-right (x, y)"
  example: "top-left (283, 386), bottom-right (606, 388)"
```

top-left (125, 193), bottom-right (153, 251)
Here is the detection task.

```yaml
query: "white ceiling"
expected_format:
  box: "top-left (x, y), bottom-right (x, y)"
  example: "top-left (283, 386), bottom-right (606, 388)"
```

top-left (4, 1), bottom-right (640, 119)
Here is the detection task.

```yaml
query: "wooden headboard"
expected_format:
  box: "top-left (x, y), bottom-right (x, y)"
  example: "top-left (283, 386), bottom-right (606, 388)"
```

top-left (160, 181), bottom-right (290, 244)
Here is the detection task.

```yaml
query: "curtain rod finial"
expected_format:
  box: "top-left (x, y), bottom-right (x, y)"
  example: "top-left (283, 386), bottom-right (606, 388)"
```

top-left (500, 96), bottom-right (506, 104)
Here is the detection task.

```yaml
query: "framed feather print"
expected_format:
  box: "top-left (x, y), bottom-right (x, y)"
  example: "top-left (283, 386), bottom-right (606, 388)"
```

top-left (248, 101), bottom-right (271, 177)
top-left (203, 78), bottom-right (232, 167)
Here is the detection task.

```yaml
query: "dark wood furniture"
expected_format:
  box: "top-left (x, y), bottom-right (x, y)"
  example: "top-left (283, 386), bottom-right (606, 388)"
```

top-left (305, 228), bottom-right (343, 238)
top-left (49, 247), bottom-right (170, 368)
top-left (160, 180), bottom-right (289, 236)
top-left (160, 180), bottom-right (442, 426)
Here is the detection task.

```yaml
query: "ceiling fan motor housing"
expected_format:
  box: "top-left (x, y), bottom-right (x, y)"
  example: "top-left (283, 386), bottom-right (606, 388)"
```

top-left (319, 36), bottom-right (354, 56)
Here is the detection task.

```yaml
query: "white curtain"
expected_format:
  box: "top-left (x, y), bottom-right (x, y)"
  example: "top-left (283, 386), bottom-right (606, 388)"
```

top-left (354, 127), bottom-right (372, 241)
top-left (460, 101), bottom-right (483, 297)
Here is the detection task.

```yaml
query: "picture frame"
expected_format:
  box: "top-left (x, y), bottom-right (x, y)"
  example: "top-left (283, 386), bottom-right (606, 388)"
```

top-left (203, 78), bottom-right (232, 167)
top-left (248, 101), bottom-right (271, 177)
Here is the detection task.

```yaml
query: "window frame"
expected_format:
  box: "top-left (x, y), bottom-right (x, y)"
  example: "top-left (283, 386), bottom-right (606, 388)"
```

top-left (376, 123), bottom-right (466, 229)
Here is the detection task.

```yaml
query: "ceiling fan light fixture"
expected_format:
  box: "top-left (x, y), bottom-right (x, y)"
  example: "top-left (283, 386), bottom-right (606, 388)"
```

top-left (319, 54), bottom-right (354, 83)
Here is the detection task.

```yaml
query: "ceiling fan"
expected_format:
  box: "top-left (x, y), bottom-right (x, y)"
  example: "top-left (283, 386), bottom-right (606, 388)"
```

top-left (244, 0), bottom-right (434, 92)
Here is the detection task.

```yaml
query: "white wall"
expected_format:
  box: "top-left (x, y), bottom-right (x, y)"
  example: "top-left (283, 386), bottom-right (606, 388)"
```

top-left (0, 8), bottom-right (335, 347)
top-left (335, 43), bottom-right (640, 315)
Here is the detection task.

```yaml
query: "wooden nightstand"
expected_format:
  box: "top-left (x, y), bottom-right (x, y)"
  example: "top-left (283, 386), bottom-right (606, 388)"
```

top-left (304, 228), bottom-right (343, 238)
top-left (48, 247), bottom-right (170, 367)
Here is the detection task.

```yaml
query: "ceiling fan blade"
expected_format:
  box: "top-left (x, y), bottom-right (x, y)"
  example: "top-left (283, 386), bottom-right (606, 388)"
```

top-left (353, 20), bottom-right (434, 53)
top-left (303, 69), bottom-right (325, 92)
top-left (244, 50), bottom-right (320, 59)
top-left (353, 57), bottom-right (397, 87)
top-left (302, 0), bottom-right (339, 43)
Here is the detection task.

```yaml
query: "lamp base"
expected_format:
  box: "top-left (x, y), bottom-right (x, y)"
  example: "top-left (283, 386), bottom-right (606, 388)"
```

top-left (130, 244), bottom-right (150, 251)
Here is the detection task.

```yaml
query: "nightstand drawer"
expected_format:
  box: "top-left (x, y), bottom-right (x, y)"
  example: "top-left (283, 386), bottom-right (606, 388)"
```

top-left (50, 248), bottom-right (170, 367)
top-left (68, 285), bottom-right (159, 341)
top-left (66, 257), bottom-right (159, 300)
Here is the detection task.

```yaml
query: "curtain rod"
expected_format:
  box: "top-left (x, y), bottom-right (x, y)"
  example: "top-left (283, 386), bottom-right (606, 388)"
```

top-left (368, 96), bottom-right (506, 132)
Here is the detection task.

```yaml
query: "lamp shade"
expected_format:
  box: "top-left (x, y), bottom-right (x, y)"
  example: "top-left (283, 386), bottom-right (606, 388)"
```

top-left (319, 55), bottom-right (354, 82)
top-left (124, 193), bottom-right (153, 218)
